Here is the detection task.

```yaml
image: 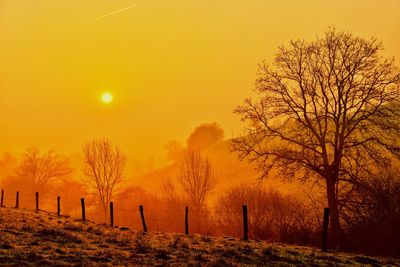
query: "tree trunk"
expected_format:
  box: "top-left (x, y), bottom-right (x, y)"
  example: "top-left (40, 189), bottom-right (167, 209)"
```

top-left (326, 178), bottom-right (340, 248)
top-left (101, 200), bottom-right (108, 222)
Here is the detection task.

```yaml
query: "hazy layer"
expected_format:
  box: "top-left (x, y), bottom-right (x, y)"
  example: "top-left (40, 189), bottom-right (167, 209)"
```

top-left (1, 0), bottom-right (399, 160)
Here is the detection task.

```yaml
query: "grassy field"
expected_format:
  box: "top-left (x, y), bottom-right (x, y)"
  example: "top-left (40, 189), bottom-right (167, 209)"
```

top-left (0, 207), bottom-right (398, 266)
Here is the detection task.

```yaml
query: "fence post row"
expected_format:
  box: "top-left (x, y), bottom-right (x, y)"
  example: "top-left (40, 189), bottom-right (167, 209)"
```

top-left (15, 191), bottom-right (19, 209)
top-left (242, 205), bottom-right (249, 240)
top-left (81, 198), bottom-right (86, 221)
top-left (321, 207), bottom-right (330, 252)
top-left (1, 191), bottom-right (311, 244)
top-left (35, 192), bottom-right (39, 211)
top-left (110, 202), bottom-right (114, 227)
top-left (185, 206), bottom-right (189, 235)
top-left (1, 190), bottom-right (3, 207)
top-left (139, 205), bottom-right (147, 232)
top-left (57, 196), bottom-right (61, 216)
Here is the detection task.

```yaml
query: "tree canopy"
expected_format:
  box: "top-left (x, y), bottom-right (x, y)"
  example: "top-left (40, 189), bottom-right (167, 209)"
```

top-left (233, 28), bottom-right (400, 245)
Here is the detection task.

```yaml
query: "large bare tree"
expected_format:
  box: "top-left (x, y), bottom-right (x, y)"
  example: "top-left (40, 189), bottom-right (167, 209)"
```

top-left (15, 147), bottom-right (72, 192)
top-left (83, 139), bottom-right (126, 218)
top-left (233, 28), bottom-right (400, 245)
top-left (178, 149), bottom-right (216, 210)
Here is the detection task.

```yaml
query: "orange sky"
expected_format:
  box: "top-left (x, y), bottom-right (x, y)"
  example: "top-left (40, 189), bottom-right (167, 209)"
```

top-left (1, 0), bottom-right (399, 161)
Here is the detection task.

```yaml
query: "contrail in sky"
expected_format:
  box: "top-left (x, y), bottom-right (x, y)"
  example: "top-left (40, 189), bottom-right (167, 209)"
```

top-left (91, 3), bottom-right (139, 21)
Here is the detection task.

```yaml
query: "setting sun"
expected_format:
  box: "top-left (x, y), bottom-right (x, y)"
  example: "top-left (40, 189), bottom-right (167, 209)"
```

top-left (101, 92), bottom-right (113, 104)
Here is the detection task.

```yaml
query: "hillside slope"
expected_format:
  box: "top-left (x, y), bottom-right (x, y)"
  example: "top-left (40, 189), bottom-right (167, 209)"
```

top-left (0, 207), bottom-right (398, 266)
top-left (132, 140), bottom-right (301, 201)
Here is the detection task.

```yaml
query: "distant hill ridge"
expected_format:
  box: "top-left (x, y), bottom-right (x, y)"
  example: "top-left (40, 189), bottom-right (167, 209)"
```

top-left (132, 139), bottom-right (317, 202)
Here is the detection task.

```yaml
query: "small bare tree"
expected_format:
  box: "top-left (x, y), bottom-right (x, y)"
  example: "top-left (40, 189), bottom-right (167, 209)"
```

top-left (233, 28), bottom-right (400, 245)
top-left (178, 149), bottom-right (216, 210)
top-left (14, 147), bottom-right (72, 192)
top-left (83, 139), bottom-right (126, 218)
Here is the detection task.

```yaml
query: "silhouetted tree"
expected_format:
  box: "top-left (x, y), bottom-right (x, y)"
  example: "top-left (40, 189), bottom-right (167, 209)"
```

top-left (215, 185), bottom-right (318, 244)
top-left (233, 28), bottom-right (400, 246)
top-left (14, 147), bottom-right (72, 193)
top-left (161, 180), bottom-right (185, 207)
top-left (341, 168), bottom-right (400, 256)
top-left (187, 122), bottom-right (224, 150)
top-left (178, 149), bottom-right (216, 210)
top-left (83, 139), bottom-right (126, 219)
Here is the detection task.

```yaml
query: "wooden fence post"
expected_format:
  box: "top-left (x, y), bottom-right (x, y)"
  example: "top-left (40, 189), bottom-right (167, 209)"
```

top-left (110, 202), bottom-right (114, 227)
top-left (1, 190), bottom-right (4, 207)
top-left (185, 206), bottom-right (189, 235)
top-left (242, 205), bottom-right (248, 240)
top-left (35, 192), bottom-right (39, 211)
top-left (15, 191), bottom-right (19, 208)
top-left (321, 207), bottom-right (330, 252)
top-left (57, 196), bottom-right (61, 216)
top-left (81, 198), bottom-right (86, 221)
top-left (139, 205), bottom-right (147, 232)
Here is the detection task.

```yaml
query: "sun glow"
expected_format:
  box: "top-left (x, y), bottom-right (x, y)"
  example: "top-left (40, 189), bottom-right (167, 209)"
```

top-left (101, 92), bottom-right (113, 104)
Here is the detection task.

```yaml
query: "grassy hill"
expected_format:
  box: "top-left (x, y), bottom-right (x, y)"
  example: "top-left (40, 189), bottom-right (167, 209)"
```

top-left (0, 207), bottom-right (398, 266)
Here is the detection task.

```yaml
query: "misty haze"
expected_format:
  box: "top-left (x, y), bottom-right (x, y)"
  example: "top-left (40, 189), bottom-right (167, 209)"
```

top-left (1, 0), bottom-right (400, 266)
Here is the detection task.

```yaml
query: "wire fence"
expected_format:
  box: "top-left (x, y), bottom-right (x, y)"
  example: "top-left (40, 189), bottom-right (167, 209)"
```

top-left (0, 189), bottom-right (330, 251)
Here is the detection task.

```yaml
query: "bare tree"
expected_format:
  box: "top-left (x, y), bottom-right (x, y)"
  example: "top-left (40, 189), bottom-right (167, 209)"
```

top-left (178, 149), bottom-right (216, 210)
top-left (14, 147), bottom-right (72, 192)
top-left (161, 180), bottom-right (184, 206)
top-left (233, 28), bottom-right (400, 245)
top-left (83, 139), bottom-right (126, 218)
top-left (215, 185), bottom-right (318, 244)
